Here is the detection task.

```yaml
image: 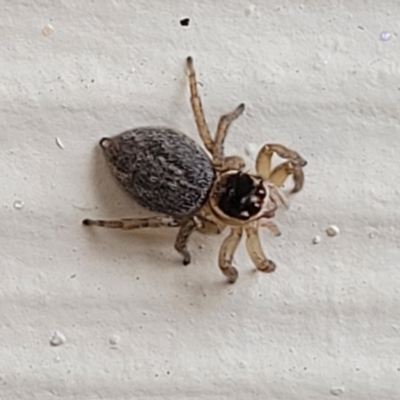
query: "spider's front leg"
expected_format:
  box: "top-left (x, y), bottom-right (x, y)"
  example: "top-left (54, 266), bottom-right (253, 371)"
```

top-left (218, 227), bottom-right (243, 283)
top-left (268, 161), bottom-right (305, 194)
top-left (245, 225), bottom-right (276, 273)
top-left (256, 144), bottom-right (307, 193)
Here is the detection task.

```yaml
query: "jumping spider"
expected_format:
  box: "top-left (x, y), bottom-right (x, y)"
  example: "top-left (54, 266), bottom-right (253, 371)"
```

top-left (83, 57), bottom-right (307, 283)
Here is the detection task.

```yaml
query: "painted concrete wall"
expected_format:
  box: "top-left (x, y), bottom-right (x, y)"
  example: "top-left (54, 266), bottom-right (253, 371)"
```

top-left (2, 1), bottom-right (400, 399)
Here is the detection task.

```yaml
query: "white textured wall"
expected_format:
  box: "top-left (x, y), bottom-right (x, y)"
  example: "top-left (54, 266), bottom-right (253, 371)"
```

top-left (2, 1), bottom-right (400, 399)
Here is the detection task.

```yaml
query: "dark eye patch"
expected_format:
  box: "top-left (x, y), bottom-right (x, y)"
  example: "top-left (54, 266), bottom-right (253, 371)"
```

top-left (218, 172), bottom-right (265, 220)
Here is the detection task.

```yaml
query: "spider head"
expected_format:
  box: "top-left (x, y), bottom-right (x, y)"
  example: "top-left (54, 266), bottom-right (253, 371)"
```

top-left (209, 171), bottom-right (285, 225)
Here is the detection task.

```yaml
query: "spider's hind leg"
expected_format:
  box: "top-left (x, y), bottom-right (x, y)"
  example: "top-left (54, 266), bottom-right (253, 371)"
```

top-left (82, 216), bottom-right (179, 229)
top-left (174, 218), bottom-right (197, 265)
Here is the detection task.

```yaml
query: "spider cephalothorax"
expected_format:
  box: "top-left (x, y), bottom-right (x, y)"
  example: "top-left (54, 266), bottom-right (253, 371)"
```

top-left (83, 57), bottom-right (307, 283)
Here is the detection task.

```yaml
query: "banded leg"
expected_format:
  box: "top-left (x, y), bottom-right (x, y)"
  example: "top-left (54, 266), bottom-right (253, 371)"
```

top-left (82, 216), bottom-right (179, 229)
top-left (213, 103), bottom-right (245, 166)
top-left (256, 144), bottom-right (307, 180)
top-left (174, 218), bottom-right (197, 265)
top-left (218, 227), bottom-right (242, 283)
top-left (186, 56), bottom-right (214, 153)
top-left (245, 226), bottom-right (276, 273)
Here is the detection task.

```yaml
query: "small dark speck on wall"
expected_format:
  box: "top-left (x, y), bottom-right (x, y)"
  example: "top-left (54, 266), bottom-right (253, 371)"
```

top-left (180, 18), bottom-right (190, 27)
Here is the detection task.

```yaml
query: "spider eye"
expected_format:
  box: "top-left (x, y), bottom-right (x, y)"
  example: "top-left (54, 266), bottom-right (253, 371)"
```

top-left (217, 172), bottom-right (266, 220)
top-left (257, 188), bottom-right (266, 196)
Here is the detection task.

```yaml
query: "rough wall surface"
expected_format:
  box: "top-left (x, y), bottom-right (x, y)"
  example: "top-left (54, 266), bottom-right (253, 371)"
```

top-left (1, 1), bottom-right (400, 399)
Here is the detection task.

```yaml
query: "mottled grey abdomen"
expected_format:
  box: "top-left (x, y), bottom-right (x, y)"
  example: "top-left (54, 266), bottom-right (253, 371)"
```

top-left (101, 127), bottom-right (215, 217)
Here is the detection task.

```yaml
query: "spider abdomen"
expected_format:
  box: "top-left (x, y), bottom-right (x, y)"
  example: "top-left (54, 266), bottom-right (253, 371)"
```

top-left (100, 127), bottom-right (215, 217)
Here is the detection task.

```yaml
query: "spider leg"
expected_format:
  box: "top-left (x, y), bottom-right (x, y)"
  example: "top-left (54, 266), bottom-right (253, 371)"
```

top-left (82, 216), bottom-right (179, 229)
top-left (220, 155), bottom-right (246, 171)
top-left (174, 218), bottom-right (197, 265)
top-left (186, 56), bottom-right (214, 154)
top-left (193, 206), bottom-right (227, 235)
top-left (259, 220), bottom-right (281, 236)
top-left (213, 104), bottom-right (245, 167)
top-left (218, 227), bottom-right (242, 283)
top-left (245, 225), bottom-right (276, 273)
top-left (269, 161), bottom-right (305, 194)
top-left (256, 144), bottom-right (307, 180)
top-left (196, 218), bottom-right (226, 235)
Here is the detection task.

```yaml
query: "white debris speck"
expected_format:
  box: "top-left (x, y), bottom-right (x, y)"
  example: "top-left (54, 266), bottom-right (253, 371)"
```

top-left (50, 331), bottom-right (66, 347)
top-left (368, 229), bottom-right (379, 239)
top-left (380, 31), bottom-right (391, 41)
top-left (55, 138), bottom-right (65, 149)
top-left (13, 200), bottom-right (24, 210)
top-left (109, 335), bottom-right (120, 346)
top-left (330, 387), bottom-right (345, 396)
top-left (245, 5), bottom-right (260, 18)
top-left (312, 235), bottom-right (321, 244)
top-left (326, 225), bottom-right (340, 237)
top-left (42, 25), bottom-right (54, 36)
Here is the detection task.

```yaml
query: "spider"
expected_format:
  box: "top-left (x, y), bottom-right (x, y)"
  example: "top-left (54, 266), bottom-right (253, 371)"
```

top-left (83, 57), bottom-right (307, 283)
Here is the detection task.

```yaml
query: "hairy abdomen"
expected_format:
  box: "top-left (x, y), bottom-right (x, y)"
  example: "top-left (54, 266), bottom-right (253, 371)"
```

top-left (101, 127), bottom-right (215, 217)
